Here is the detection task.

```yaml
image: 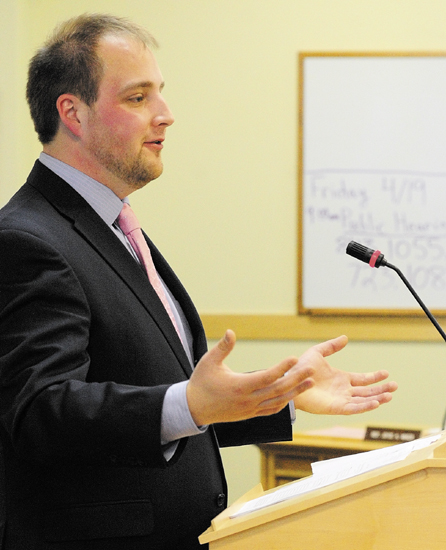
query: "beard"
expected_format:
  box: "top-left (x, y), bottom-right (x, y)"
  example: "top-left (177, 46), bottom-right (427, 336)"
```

top-left (92, 140), bottom-right (163, 190)
top-left (86, 110), bottom-right (164, 190)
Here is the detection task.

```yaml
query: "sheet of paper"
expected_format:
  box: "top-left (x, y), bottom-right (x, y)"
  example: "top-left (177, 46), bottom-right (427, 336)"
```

top-left (311, 434), bottom-right (439, 477)
top-left (231, 434), bottom-right (440, 518)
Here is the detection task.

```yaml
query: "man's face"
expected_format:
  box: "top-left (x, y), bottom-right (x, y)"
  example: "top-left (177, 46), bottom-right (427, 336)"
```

top-left (82, 35), bottom-right (174, 193)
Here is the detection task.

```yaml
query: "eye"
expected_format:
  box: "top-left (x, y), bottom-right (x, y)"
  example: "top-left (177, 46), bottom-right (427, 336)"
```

top-left (128, 95), bottom-right (145, 104)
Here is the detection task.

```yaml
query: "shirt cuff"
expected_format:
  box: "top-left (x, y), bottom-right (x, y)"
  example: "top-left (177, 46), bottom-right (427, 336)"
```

top-left (161, 381), bottom-right (208, 446)
top-left (289, 399), bottom-right (296, 424)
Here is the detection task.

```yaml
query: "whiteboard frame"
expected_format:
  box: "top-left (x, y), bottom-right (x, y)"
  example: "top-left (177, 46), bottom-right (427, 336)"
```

top-left (298, 51), bottom-right (446, 317)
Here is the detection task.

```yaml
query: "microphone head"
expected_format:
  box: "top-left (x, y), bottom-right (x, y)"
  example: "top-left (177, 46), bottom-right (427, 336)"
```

top-left (346, 241), bottom-right (387, 268)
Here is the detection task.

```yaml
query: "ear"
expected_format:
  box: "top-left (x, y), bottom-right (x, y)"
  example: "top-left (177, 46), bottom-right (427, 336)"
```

top-left (56, 94), bottom-right (86, 138)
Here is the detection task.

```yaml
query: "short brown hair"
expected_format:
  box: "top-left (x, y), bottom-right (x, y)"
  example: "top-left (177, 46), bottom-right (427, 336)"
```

top-left (26, 13), bottom-right (158, 144)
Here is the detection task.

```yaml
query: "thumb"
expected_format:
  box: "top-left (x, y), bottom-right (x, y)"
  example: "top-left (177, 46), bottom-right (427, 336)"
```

top-left (207, 329), bottom-right (236, 365)
top-left (315, 334), bottom-right (348, 357)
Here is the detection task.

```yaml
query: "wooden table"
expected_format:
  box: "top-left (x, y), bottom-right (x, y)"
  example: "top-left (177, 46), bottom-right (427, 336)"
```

top-left (256, 431), bottom-right (396, 490)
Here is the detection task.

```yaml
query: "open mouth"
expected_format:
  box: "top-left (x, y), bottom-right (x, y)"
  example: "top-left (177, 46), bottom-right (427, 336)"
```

top-left (147, 139), bottom-right (163, 145)
top-left (145, 140), bottom-right (164, 151)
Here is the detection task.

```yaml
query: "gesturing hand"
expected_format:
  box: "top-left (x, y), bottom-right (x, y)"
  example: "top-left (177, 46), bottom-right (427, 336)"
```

top-left (293, 335), bottom-right (398, 415)
top-left (186, 330), bottom-right (316, 427)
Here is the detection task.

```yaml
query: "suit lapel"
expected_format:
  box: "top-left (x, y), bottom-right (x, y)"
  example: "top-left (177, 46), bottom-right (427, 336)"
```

top-left (27, 161), bottom-right (196, 377)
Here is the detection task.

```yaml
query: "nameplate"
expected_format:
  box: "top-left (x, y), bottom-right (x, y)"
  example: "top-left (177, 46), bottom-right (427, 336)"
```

top-left (365, 426), bottom-right (421, 443)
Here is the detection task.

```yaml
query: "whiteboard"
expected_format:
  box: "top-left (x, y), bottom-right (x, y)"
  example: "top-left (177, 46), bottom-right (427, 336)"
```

top-left (298, 53), bottom-right (446, 315)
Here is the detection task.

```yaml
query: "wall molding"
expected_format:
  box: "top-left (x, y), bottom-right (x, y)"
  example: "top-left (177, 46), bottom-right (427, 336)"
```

top-left (201, 314), bottom-right (446, 342)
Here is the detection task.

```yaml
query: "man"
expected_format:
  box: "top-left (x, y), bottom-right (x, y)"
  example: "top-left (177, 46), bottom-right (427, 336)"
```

top-left (0, 14), bottom-right (397, 550)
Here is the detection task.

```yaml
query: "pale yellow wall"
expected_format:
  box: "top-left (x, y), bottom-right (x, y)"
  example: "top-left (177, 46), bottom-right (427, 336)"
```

top-left (0, 0), bottom-right (21, 205)
top-left (3, 0), bottom-right (446, 504)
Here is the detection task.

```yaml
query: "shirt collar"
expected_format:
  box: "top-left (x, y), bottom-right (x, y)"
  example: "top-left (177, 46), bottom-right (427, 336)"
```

top-left (39, 152), bottom-right (126, 226)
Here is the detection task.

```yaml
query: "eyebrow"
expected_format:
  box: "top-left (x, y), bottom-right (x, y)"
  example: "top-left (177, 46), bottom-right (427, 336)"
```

top-left (120, 80), bottom-right (165, 95)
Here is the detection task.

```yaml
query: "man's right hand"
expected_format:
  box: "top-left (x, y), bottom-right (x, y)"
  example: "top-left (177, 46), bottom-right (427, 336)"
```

top-left (186, 330), bottom-right (315, 426)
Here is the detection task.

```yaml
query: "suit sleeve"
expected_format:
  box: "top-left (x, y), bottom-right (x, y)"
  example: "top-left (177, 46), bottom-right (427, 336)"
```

top-left (213, 406), bottom-right (292, 448)
top-left (0, 229), bottom-right (175, 468)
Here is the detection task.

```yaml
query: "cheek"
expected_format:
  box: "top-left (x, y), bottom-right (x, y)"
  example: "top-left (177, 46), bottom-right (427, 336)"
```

top-left (109, 114), bottom-right (144, 141)
top-left (91, 105), bottom-right (146, 145)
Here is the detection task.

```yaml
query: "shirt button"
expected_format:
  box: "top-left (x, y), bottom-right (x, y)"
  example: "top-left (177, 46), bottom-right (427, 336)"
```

top-left (216, 493), bottom-right (226, 508)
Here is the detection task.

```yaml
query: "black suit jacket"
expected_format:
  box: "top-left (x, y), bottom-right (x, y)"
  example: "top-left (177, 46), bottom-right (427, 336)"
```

top-left (0, 161), bottom-right (291, 549)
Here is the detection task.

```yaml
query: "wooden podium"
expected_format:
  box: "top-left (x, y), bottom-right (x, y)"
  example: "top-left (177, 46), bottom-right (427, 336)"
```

top-left (200, 432), bottom-right (446, 549)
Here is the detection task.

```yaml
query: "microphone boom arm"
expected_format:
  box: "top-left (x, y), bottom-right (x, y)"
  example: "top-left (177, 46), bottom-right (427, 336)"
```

top-left (346, 240), bottom-right (446, 343)
top-left (385, 262), bottom-right (446, 343)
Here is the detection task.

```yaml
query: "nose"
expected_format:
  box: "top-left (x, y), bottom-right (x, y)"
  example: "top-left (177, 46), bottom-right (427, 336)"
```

top-left (153, 95), bottom-right (174, 127)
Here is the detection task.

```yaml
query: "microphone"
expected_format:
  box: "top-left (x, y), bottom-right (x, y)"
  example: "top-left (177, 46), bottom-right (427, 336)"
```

top-left (346, 241), bottom-right (446, 343)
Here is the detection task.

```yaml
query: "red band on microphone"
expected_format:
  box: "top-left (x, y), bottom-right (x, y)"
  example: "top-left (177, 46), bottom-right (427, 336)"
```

top-left (369, 250), bottom-right (381, 268)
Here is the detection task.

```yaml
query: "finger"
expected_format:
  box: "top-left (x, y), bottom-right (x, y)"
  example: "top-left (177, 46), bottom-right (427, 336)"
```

top-left (342, 400), bottom-right (381, 415)
top-left (240, 356), bottom-right (299, 393)
top-left (252, 365), bottom-right (315, 402)
top-left (247, 356), bottom-right (317, 399)
top-left (350, 381), bottom-right (398, 398)
top-left (348, 390), bottom-right (394, 408)
top-left (311, 335), bottom-right (348, 358)
top-left (350, 370), bottom-right (388, 385)
top-left (251, 378), bottom-right (315, 417)
top-left (205, 329), bottom-right (237, 365)
top-left (343, 389), bottom-right (396, 414)
top-left (350, 370), bottom-right (398, 388)
top-left (373, 392), bottom-right (394, 404)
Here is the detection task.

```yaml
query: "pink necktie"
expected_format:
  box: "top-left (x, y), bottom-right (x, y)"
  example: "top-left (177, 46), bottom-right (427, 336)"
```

top-left (118, 203), bottom-right (182, 341)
